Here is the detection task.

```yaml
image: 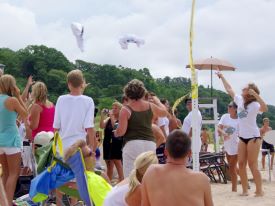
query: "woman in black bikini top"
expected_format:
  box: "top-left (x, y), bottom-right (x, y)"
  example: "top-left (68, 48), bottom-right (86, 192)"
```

top-left (216, 71), bottom-right (268, 197)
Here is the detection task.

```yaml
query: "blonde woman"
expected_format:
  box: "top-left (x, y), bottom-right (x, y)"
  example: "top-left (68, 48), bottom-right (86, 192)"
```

top-left (0, 75), bottom-right (28, 205)
top-left (26, 82), bottom-right (55, 141)
top-left (103, 151), bottom-right (158, 206)
top-left (100, 101), bottom-right (124, 182)
top-left (217, 71), bottom-right (267, 197)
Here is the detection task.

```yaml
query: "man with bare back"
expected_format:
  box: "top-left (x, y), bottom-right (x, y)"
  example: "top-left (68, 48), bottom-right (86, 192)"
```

top-left (141, 129), bottom-right (213, 206)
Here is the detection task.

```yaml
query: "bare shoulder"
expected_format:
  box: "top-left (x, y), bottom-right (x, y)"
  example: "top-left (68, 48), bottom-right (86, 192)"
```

top-left (189, 171), bottom-right (210, 183)
top-left (5, 97), bottom-right (19, 110)
top-left (6, 96), bottom-right (17, 104)
top-left (144, 164), bottom-right (163, 178)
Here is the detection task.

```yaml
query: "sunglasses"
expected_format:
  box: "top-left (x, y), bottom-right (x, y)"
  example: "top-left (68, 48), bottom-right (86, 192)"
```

top-left (84, 149), bottom-right (94, 158)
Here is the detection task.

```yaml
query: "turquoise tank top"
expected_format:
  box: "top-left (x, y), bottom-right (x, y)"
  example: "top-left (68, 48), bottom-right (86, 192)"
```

top-left (0, 94), bottom-right (21, 148)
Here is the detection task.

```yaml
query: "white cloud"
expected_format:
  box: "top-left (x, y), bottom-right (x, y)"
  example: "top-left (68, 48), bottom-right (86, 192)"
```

top-left (0, 0), bottom-right (274, 105)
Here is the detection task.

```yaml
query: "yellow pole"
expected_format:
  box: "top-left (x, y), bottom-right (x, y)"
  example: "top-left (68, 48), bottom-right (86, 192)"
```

top-left (189, 0), bottom-right (200, 171)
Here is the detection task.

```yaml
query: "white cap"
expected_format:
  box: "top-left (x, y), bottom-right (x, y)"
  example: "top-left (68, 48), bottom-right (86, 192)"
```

top-left (34, 131), bottom-right (54, 146)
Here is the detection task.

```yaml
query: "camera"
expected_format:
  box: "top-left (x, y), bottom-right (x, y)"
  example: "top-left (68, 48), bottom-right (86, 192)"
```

top-left (103, 108), bottom-right (109, 115)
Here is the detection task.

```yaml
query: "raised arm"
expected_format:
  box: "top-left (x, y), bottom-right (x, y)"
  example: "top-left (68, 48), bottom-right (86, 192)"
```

top-left (99, 110), bottom-right (109, 129)
top-left (22, 76), bottom-right (34, 102)
top-left (248, 89), bottom-right (268, 113)
top-left (216, 71), bottom-right (235, 99)
top-left (150, 96), bottom-right (168, 118)
top-left (8, 86), bottom-right (28, 120)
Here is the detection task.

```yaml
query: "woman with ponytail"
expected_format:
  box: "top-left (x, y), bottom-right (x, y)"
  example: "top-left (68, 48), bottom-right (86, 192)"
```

top-left (103, 151), bottom-right (158, 206)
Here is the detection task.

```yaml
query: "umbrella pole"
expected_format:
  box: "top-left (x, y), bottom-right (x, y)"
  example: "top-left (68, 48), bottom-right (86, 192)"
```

top-left (211, 65), bottom-right (213, 98)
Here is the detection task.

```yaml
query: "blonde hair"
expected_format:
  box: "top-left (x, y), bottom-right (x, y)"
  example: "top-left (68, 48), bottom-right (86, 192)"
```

top-left (263, 118), bottom-right (269, 123)
top-left (0, 74), bottom-right (16, 96)
top-left (32, 81), bottom-right (48, 104)
top-left (112, 101), bottom-right (122, 108)
top-left (67, 69), bottom-right (84, 88)
top-left (127, 151), bottom-right (158, 197)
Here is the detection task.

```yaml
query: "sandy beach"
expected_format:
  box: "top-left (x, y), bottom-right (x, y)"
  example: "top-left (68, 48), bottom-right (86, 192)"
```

top-left (212, 167), bottom-right (275, 206)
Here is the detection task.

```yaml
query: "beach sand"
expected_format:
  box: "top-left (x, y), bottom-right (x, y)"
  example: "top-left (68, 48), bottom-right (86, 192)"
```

top-left (211, 168), bottom-right (275, 206)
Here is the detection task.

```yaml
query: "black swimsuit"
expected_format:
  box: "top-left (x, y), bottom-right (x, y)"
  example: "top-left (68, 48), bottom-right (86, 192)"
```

top-left (239, 136), bottom-right (261, 144)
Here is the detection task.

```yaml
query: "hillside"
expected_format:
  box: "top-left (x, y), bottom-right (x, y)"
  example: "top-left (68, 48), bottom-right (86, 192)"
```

top-left (0, 45), bottom-right (274, 128)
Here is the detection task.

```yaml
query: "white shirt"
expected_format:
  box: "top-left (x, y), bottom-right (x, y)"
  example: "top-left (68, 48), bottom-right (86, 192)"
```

top-left (219, 114), bottom-right (239, 155)
top-left (157, 117), bottom-right (169, 137)
top-left (103, 183), bottom-right (128, 206)
top-left (182, 110), bottom-right (202, 135)
top-left (234, 95), bottom-right (261, 139)
top-left (53, 94), bottom-right (94, 150)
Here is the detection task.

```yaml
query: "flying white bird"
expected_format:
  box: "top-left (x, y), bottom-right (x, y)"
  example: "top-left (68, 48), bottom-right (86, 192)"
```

top-left (119, 34), bottom-right (145, 50)
top-left (71, 22), bottom-right (84, 52)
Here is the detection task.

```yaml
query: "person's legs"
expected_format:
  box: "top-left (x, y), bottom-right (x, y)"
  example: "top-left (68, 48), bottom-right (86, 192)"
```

top-left (113, 159), bottom-right (124, 182)
top-left (238, 140), bottom-right (248, 196)
top-left (247, 138), bottom-right (263, 197)
top-left (105, 160), bottom-right (114, 181)
top-left (0, 153), bottom-right (9, 185)
top-left (0, 153), bottom-right (9, 206)
top-left (5, 152), bottom-right (21, 205)
top-left (271, 153), bottom-right (274, 170)
top-left (261, 154), bottom-right (266, 170)
top-left (226, 153), bottom-right (238, 192)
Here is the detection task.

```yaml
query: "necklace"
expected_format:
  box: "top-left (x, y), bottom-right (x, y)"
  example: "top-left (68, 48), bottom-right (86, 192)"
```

top-left (166, 161), bottom-right (186, 166)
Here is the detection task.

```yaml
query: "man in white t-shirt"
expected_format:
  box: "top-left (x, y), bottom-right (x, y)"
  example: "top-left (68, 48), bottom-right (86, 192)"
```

top-left (53, 69), bottom-right (96, 151)
top-left (182, 99), bottom-right (202, 138)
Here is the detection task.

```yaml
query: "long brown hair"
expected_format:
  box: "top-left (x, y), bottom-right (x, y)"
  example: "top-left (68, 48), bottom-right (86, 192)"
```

top-left (244, 83), bottom-right (260, 109)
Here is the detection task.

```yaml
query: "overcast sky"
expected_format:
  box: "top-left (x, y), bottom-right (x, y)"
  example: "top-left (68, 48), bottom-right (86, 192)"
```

top-left (0, 0), bottom-right (274, 105)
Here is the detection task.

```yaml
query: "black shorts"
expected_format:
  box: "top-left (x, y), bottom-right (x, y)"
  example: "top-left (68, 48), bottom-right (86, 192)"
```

top-left (262, 140), bottom-right (275, 155)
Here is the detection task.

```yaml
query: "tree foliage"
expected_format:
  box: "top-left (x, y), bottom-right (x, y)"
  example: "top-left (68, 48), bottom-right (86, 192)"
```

top-left (1, 45), bottom-right (274, 128)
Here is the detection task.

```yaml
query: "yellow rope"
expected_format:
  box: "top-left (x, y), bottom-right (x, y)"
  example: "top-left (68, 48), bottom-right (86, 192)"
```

top-left (189, 0), bottom-right (198, 100)
top-left (172, 93), bottom-right (191, 115)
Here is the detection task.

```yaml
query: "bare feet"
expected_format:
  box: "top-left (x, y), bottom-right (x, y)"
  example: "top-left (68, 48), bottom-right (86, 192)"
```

top-left (254, 191), bottom-right (264, 197)
top-left (239, 192), bottom-right (249, 196)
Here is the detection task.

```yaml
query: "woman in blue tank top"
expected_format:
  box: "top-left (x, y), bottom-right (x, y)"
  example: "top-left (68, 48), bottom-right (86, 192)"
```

top-left (0, 74), bottom-right (27, 205)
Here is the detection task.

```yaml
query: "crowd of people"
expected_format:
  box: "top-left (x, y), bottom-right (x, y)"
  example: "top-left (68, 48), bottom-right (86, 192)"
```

top-left (0, 68), bottom-right (271, 205)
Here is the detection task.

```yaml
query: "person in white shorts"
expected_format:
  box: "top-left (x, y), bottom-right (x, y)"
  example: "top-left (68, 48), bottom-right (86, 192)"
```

top-left (0, 75), bottom-right (28, 205)
top-left (218, 101), bottom-right (239, 192)
top-left (114, 79), bottom-right (167, 177)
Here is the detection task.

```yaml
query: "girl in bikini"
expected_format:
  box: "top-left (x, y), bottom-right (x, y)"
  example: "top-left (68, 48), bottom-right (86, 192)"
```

top-left (217, 71), bottom-right (267, 197)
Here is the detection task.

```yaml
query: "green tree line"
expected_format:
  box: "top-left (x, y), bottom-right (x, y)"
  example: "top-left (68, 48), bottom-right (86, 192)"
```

top-left (0, 45), bottom-right (274, 128)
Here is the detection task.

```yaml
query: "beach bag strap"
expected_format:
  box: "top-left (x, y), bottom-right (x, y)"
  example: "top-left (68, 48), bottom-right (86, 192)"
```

top-left (48, 132), bottom-right (63, 172)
